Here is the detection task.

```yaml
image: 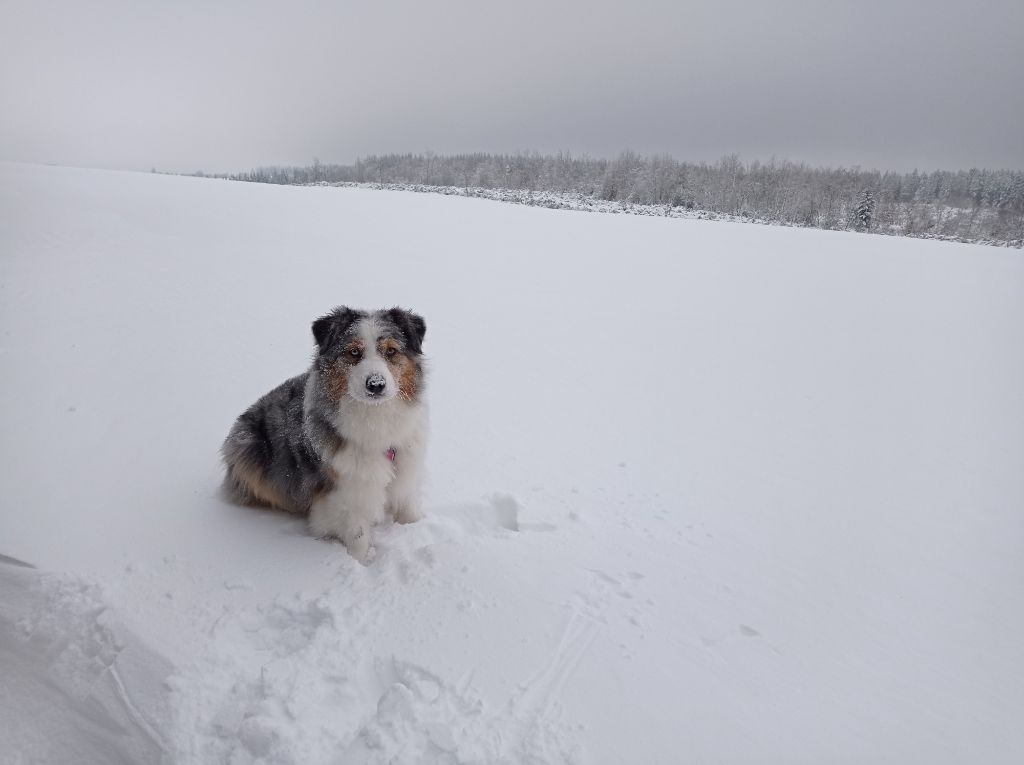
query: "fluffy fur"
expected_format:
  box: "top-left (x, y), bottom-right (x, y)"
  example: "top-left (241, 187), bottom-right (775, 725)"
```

top-left (222, 306), bottom-right (428, 561)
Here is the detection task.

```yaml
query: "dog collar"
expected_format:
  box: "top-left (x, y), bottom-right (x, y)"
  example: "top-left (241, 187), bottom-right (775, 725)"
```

top-left (386, 447), bottom-right (396, 462)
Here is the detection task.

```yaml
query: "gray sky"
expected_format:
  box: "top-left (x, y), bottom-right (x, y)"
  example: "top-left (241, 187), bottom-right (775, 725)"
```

top-left (2, 0), bottom-right (1022, 173)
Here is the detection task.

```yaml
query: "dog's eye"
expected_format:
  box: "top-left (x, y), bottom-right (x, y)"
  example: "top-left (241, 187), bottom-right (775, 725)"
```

top-left (349, 348), bottom-right (362, 359)
top-left (384, 347), bottom-right (397, 359)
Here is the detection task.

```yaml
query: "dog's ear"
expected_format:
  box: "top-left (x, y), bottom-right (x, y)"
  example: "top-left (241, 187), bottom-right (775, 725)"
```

top-left (385, 307), bottom-right (426, 354)
top-left (312, 306), bottom-right (358, 351)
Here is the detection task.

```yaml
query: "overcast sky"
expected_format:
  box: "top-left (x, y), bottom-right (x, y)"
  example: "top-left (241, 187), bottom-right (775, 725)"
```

top-left (2, 0), bottom-right (1022, 173)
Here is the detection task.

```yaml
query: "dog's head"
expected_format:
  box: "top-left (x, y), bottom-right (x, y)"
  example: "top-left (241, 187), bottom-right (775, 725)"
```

top-left (312, 306), bottom-right (426, 405)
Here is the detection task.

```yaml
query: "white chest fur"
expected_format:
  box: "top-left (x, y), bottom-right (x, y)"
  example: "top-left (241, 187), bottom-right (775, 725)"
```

top-left (306, 372), bottom-right (428, 560)
top-left (333, 396), bottom-right (427, 454)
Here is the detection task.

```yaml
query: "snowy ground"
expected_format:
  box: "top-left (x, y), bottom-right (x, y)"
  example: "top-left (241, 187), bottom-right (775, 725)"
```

top-left (314, 181), bottom-right (757, 224)
top-left (1, 162), bottom-right (1022, 764)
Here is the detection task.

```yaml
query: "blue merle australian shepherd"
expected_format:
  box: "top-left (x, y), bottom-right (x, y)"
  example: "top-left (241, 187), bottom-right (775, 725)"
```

top-left (222, 306), bottom-right (428, 561)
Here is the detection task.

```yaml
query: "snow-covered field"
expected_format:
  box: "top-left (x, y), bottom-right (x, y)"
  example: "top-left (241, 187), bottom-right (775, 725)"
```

top-left (313, 181), bottom-right (757, 224)
top-left (1, 162), bottom-right (1022, 764)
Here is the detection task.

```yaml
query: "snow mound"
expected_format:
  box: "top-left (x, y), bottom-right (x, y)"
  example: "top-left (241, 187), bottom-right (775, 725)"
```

top-left (0, 563), bottom-right (170, 765)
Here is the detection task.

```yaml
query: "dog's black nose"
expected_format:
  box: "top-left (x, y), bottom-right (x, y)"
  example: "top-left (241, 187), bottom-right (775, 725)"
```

top-left (365, 373), bottom-right (386, 395)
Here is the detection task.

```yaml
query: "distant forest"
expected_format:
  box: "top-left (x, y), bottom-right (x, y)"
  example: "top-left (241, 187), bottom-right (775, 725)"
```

top-left (212, 152), bottom-right (1024, 246)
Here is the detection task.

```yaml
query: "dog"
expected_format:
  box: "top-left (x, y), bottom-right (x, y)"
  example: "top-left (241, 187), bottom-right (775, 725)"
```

top-left (222, 306), bottom-right (428, 561)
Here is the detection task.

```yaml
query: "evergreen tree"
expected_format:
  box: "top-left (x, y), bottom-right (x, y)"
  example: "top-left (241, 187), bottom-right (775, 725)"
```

top-left (855, 188), bottom-right (875, 230)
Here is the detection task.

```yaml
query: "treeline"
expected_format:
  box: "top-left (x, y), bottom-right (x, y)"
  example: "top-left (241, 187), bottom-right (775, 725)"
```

top-left (219, 152), bottom-right (1024, 245)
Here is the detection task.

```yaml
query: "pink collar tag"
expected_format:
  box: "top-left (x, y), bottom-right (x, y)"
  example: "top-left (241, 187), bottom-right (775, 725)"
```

top-left (385, 447), bottom-right (396, 462)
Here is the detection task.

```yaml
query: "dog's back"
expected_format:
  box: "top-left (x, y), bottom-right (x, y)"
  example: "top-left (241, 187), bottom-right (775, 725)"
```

top-left (222, 373), bottom-right (327, 514)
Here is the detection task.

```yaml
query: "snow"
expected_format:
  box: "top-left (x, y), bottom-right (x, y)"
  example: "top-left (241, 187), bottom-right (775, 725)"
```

top-left (1, 161), bottom-right (1023, 764)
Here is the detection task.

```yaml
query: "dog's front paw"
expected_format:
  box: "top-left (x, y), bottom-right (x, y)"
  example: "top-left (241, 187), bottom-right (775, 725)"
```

top-left (393, 504), bottom-right (423, 524)
top-left (340, 524), bottom-right (372, 563)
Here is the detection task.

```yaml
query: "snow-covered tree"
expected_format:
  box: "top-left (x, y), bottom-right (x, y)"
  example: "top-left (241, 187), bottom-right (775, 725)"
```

top-left (855, 188), bottom-right (875, 230)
